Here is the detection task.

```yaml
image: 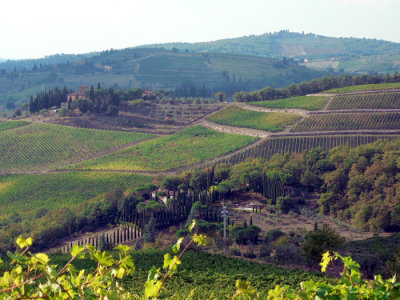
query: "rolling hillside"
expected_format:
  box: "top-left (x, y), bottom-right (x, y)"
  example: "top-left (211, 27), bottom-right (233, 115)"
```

top-left (0, 49), bottom-right (326, 107)
top-left (144, 31), bottom-right (400, 74)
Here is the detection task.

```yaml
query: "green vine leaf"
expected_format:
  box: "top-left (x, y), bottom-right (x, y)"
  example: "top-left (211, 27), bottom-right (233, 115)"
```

top-left (172, 237), bottom-right (184, 254)
top-left (144, 280), bottom-right (162, 299)
top-left (189, 219), bottom-right (197, 233)
top-left (16, 236), bottom-right (33, 249)
top-left (163, 253), bottom-right (181, 273)
top-left (320, 251), bottom-right (332, 273)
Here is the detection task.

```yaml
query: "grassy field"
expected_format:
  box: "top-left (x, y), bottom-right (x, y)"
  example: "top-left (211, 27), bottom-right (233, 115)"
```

top-left (248, 96), bottom-right (329, 110)
top-left (0, 172), bottom-right (153, 219)
top-left (0, 120), bottom-right (29, 131)
top-left (327, 92), bottom-right (400, 110)
top-left (323, 82), bottom-right (400, 93)
top-left (291, 112), bottom-right (400, 132)
top-left (65, 125), bottom-right (257, 171)
top-left (206, 106), bottom-right (299, 131)
top-left (0, 123), bottom-right (154, 172)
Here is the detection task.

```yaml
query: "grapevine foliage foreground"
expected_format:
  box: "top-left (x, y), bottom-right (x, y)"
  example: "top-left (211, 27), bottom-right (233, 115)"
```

top-left (1, 227), bottom-right (400, 299)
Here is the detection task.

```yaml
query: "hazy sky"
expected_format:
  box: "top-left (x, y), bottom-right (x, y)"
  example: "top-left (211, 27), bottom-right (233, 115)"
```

top-left (1, 0), bottom-right (399, 60)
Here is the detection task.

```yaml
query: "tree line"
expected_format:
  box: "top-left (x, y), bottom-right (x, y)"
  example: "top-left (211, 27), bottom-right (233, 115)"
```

top-left (28, 84), bottom-right (145, 115)
top-left (234, 73), bottom-right (400, 102)
top-left (29, 86), bottom-right (72, 113)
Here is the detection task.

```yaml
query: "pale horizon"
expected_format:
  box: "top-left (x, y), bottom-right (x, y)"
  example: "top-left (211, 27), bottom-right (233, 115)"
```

top-left (1, 0), bottom-right (399, 60)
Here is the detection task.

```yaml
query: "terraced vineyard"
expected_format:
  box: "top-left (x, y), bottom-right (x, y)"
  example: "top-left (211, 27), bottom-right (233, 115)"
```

top-left (206, 106), bottom-right (299, 131)
top-left (291, 112), bottom-right (400, 132)
top-left (217, 135), bottom-right (399, 165)
top-left (249, 95), bottom-right (329, 110)
top-left (0, 120), bottom-right (29, 131)
top-left (0, 172), bottom-right (153, 219)
top-left (327, 92), bottom-right (400, 110)
top-left (66, 125), bottom-right (257, 171)
top-left (0, 123), bottom-right (154, 172)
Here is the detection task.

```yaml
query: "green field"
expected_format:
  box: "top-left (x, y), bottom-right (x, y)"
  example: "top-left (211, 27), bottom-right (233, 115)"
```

top-left (323, 82), bottom-right (400, 93)
top-left (327, 92), bottom-right (400, 110)
top-left (206, 106), bottom-right (299, 131)
top-left (0, 172), bottom-right (153, 219)
top-left (0, 120), bottom-right (29, 131)
top-left (291, 112), bottom-right (400, 132)
top-left (65, 125), bottom-right (257, 171)
top-left (0, 123), bottom-right (154, 172)
top-left (248, 95), bottom-right (328, 110)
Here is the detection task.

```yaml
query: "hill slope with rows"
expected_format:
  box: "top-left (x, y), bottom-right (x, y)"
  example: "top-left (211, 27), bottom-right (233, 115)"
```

top-left (291, 112), bottom-right (400, 132)
top-left (65, 125), bottom-right (257, 172)
top-left (326, 92), bottom-right (400, 110)
top-left (0, 123), bottom-right (154, 172)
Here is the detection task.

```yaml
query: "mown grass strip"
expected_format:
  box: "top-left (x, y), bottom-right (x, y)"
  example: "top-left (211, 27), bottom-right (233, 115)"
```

top-left (207, 106), bottom-right (299, 131)
top-left (0, 120), bottom-right (29, 131)
top-left (249, 96), bottom-right (328, 111)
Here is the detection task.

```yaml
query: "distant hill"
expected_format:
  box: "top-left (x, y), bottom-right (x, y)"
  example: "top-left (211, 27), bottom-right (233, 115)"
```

top-left (143, 31), bottom-right (400, 74)
top-left (0, 53), bottom-right (93, 71)
top-left (0, 48), bottom-right (328, 106)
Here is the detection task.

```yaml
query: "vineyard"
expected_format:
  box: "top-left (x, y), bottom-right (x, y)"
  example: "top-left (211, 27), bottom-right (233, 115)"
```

top-left (327, 92), bottom-right (400, 110)
top-left (49, 249), bottom-right (329, 299)
top-left (0, 120), bottom-right (29, 131)
top-left (65, 125), bottom-right (257, 171)
top-left (291, 112), bottom-right (400, 132)
top-left (0, 123), bottom-right (154, 172)
top-left (323, 82), bottom-right (400, 93)
top-left (206, 106), bottom-right (299, 132)
top-left (248, 95), bottom-right (329, 110)
top-left (0, 172), bottom-right (153, 219)
top-left (215, 135), bottom-right (399, 165)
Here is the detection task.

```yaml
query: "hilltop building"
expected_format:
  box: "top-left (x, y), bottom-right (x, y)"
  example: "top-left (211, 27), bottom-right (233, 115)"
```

top-left (67, 85), bottom-right (88, 103)
top-left (142, 90), bottom-right (156, 100)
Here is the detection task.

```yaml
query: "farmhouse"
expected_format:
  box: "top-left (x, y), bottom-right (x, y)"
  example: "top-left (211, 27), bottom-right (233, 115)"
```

top-left (67, 85), bottom-right (88, 103)
top-left (142, 90), bottom-right (156, 100)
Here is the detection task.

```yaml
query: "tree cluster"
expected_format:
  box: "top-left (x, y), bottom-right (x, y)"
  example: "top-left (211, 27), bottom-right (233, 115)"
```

top-left (234, 73), bottom-right (400, 102)
top-left (29, 86), bottom-right (72, 113)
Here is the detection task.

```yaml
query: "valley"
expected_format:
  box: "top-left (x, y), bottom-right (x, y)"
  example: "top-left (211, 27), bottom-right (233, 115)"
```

top-left (2, 68), bottom-right (400, 299)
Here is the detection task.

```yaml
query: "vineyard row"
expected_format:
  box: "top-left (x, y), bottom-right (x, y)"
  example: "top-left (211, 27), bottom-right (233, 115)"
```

top-left (291, 112), bottom-right (400, 132)
top-left (205, 135), bottom-right (400, 166)
top-left (327, 92), bottom-right (400, 110)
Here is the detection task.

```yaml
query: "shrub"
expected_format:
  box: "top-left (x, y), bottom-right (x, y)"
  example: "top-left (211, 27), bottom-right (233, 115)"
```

top-left (259, 244), bottom-right (270, 258)
top-left (275, 243), bottom-right (300, 263)
top-left (302, 224), bottom-right (345, 261)
top-left (243, 251), bottom-right (257, 259)
top-left (266, 229), bottom-right (285, 243)
top-left (276, 196), bottom-right (294, 213)
top-left (229, 248), bottom-right (242, 256)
